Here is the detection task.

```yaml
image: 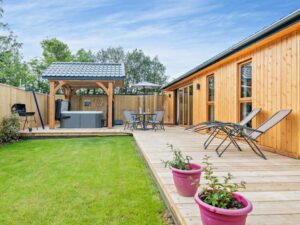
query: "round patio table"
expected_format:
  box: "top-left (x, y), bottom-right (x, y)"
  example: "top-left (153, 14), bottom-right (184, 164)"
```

top-left (132, 113), bottom-right (156, 130)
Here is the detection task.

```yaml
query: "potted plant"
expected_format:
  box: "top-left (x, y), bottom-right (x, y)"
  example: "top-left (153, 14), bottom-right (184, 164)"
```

top-left (163, 144), bottom-right (202, 197)
top-left (194, 156), bottom-right (253, 225)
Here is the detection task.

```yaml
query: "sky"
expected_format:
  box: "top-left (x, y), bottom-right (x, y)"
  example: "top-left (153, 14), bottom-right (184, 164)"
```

top-left (2, 0), bottom-right (300, 81)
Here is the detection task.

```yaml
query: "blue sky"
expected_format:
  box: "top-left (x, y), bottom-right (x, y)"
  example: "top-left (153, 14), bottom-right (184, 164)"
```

top-left (2, 0), bottom-right (300, 80)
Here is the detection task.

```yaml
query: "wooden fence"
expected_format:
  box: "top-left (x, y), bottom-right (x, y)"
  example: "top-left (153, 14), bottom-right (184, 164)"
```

top-left (0, 84), bottom-right (172, 127)
top-left (0, 83), bottom-right (49, 127)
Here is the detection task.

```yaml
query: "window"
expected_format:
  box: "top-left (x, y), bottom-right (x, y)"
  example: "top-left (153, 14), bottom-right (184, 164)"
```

top-left (184, 87), bottom-right (188, 125)
top-left (239, 61), bottom-right (252, 127)
top-left (177, 89), bottom-right (183, 125)
top-left (189, 85), bottom-right (193, 125)
top-left (207, 75), bottom-right (214, 121)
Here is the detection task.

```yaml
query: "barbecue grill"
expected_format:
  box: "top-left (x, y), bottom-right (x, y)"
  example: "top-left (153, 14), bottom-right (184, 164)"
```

top-left (11, 103), bottom-right (38, 130)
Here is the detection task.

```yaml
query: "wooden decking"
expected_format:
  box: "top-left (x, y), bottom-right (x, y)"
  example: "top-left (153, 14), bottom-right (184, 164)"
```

top-left (133, 126), bottom-right (300, 225)
top-left (21, 126), bottom-right (300, 225)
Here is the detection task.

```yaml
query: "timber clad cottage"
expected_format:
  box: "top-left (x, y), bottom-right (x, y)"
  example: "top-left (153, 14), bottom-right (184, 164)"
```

top-left (162, 10), bottom-right (300, 158)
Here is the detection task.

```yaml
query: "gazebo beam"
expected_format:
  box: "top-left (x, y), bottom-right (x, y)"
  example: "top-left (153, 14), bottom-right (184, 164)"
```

top-left (54, 81), bottom-right (66, 93)
top-left (95, 81), bottom-right (109, 94)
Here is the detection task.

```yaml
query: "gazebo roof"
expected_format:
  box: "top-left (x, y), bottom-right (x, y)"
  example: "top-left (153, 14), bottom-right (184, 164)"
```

top-left (42, 62), bottom-right (125, 80)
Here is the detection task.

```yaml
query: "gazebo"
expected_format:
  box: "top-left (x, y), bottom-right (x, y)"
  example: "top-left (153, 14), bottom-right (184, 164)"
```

top-left (42, 62), bottom-right (125, 129)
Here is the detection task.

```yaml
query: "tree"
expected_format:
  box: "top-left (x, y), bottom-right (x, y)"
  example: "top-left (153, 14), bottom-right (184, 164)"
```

top-left (0, 4), bottom-right (34, 88)
top-left (28, 58), bottom-right (49, 93)
top-left (95, 47), bottom-right (167, 94)
top-left (41, 38), bottom-right (72, 65)
top-left (95, 47), bottom-right (125, 63)
top-left (74, 49), bottom-right (95, 62)
top-left (124, 49), bottom-right (167, 94)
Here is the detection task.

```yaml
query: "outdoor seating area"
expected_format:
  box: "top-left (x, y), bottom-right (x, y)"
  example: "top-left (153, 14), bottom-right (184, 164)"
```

top-left (186, 109), bottom-right (292, 159)
top-left (123, 110), bottom-right (165, 131)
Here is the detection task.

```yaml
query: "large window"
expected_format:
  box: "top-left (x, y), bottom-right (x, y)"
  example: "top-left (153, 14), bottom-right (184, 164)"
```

top-left (207, 75), bottom-right (214, 121)
top-left (189, 85), bottom-right (193, 125)
top-left (239, 61), bottom-right (252, 127)
top-left (177, 89), bottom-right (183, 125)
top-left (184, 87), bottom-right (188, 125)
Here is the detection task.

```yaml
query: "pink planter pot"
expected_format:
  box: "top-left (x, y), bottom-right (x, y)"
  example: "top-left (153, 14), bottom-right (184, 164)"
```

top-left (170, 163), bottom-right (202, 197)
top-left (194, 192), bottom-right (253, 225)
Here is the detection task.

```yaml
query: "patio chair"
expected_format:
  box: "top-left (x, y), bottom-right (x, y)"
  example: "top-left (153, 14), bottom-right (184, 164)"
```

top-left (148, 111), bottom-right (165, 131)
top-left (185, 108), bottom-right (261, 151)
top-left (216, 109), bottom-right (292, 159)
top-left (130, 110), bottom-right (143, 129)
top-left (203, 108), bottom-right (261, 150)
top-left (123, 111), bottom-right (141, 130)
top-left (145, 111), bottom-right (157, 128)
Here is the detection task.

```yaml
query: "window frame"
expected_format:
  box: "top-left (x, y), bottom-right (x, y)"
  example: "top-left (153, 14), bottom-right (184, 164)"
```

top-left (207, 74), bottom-right (215, 121)
top-left (176, 83), bottom-right (193, 126)
top-left (238, 59), bottom-right (252, 123)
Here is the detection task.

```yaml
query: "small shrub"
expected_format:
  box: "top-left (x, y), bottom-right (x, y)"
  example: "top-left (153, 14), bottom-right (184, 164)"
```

top-left (0, 114), bottom-right (20, 145)
top-left (162, 144), bottom-right (193, 170)
top-left (199, 155), bottom-right (246, 209)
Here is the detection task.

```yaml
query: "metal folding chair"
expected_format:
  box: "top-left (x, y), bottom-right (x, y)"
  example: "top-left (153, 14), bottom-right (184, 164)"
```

top-left (216, 109), bottom-right (292, 159)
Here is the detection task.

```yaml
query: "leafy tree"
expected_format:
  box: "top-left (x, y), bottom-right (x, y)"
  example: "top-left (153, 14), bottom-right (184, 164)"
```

top-left (95, 47), bottom-right (167, 94)
top-left (28, 58), bottom-right (49, 93)
top-left (95, 47), bottom-right (125, 63)
top-left (74, 49), bottom-right (95, 62)
top-left (0, 4), bottom-right (34, 88)
top-left (41, 38), bottom-right (72, 65)
top-left (124, 49), bottom-right (167, 94)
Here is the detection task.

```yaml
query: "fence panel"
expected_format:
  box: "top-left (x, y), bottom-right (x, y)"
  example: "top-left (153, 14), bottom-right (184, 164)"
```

top-left (0, 84), bottom-right (49, 128)
top-left (0, 84), bottom-right (169, 126)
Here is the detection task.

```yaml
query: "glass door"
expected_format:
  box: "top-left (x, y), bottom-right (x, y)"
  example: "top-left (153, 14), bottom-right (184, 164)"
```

top-left (176, 84), bottom-right (193, 126)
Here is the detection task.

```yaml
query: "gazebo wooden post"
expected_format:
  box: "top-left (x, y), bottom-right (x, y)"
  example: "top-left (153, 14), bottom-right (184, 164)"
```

top-left (49, 81), bottom-right (56, 129)
top-left (95, 81), bottom-right (112, 128)
top-left (108, 81), bottom-right (114, 129)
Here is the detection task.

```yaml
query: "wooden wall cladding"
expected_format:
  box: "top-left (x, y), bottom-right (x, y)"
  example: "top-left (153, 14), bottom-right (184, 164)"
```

top-left (164, 29), bottom-right (300, 158)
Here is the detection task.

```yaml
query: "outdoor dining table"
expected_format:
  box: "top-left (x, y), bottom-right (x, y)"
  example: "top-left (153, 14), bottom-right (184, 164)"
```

top-left (132, 112), bottom-right (156, 130)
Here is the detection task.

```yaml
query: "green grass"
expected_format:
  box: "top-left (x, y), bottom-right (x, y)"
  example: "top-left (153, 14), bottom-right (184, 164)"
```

top-left (0, 137), bottom-right (167, 225)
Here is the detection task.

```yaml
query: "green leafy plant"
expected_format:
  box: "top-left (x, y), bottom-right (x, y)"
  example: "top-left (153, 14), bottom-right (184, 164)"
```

top-left (200, 155), bottom-right (246, 209)
top-left (162, 144), bottom-right (192, 170)
top-left (0, 114), bottom-right (20, 145)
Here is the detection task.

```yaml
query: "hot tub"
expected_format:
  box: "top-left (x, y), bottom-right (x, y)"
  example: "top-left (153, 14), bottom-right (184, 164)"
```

top-left (60, 111), bottom-right (103, 128)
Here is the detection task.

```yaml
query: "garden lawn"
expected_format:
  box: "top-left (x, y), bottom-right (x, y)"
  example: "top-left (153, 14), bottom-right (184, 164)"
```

top-left (0, 137), bottom-right (167, 225)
